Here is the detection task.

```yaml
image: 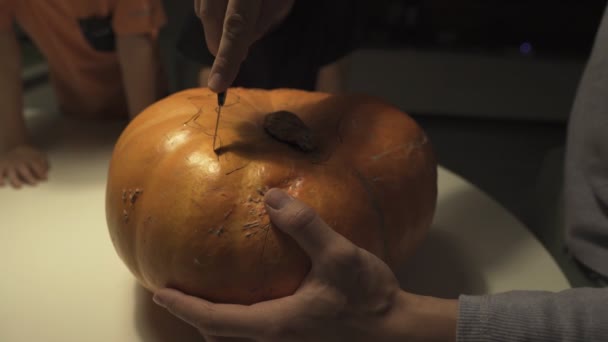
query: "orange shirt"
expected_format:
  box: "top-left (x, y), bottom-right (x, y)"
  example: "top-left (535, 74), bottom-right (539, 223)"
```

top-left (0, 0), bottom-right (166, 118)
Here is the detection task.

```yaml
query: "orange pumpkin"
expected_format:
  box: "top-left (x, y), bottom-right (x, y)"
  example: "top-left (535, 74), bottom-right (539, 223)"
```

top-left (105, 88), bottom-right (436, 305)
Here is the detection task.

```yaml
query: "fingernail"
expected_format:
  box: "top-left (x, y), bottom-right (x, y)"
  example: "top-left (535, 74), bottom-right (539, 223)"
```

top-left (265, 188), bottom-right (292, 209)
top-left (208, 73), bottom-right (224, 92)
top-left (153, 293), bottom-right (166, 307)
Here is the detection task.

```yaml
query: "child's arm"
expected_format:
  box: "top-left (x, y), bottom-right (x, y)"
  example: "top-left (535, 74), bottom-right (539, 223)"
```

top-left (0, 29), bottom-right (49, 188)
top-left (0, 29), bottom-right (26, 152)
top-left (116, 33), bottom-right (166, 119)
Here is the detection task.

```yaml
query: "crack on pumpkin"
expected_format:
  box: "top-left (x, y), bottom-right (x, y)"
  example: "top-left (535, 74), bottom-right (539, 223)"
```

top-left (352, 169), bottom-right (391, 264)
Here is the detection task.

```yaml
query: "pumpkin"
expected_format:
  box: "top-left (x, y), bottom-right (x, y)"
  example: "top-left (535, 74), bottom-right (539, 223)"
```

top-left (105, 88), bottom-right (437, 305)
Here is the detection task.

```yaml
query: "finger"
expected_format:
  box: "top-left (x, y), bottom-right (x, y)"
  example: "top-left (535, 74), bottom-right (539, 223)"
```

top-left (16, 163), bottom-right (37, 185)
top-left (197, 0), bottom-right (228, 57)
top-left (0, 166), bottom-right (5, 186)
top-left (29, 160), bottom-right (48, 180)
top-left (153, 288), bottom-right (266, 338)
top-left (208, 0), bottom-right (263, 92)
top-left (264, 188), bottom-right (348, 261)
top-left (7, 168), bottom-right (22, 188)
top-left (40, 156), bottom-right (50, 172)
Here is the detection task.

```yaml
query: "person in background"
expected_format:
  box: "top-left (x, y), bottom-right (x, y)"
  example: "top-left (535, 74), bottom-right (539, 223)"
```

top-left (178, 0), bottom-right (363, 93)
top-left (0, 0), bottom-right (167, 189)
top-left (152, 1), bottom-right (608, 341)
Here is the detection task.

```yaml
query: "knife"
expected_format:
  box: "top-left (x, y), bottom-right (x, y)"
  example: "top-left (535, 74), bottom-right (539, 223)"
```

top-left (213, 90), bottom-right (226, 153)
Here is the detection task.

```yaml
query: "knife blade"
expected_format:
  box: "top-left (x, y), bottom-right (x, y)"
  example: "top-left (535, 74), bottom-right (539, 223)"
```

top-left (213, 90), bottom-right (227, 153)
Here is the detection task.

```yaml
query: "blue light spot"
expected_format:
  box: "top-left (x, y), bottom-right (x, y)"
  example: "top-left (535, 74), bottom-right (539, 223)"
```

top-left (520, 42), bottom-right (533, 55)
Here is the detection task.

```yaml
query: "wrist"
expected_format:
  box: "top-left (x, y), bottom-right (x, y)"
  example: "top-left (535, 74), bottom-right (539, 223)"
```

top-left (384, 291), bottom-right (458, 342)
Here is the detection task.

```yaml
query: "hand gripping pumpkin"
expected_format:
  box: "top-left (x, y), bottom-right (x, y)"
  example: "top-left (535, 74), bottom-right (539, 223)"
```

top-left (106, 88), bottom-right (437, 305)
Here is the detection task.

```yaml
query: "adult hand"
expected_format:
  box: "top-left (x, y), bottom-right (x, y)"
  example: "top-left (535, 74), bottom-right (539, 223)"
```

top-left (193, 0), bottom-right (295, 93)
top-left (153, 188), bottom-right (458, 341)
top-left (0, 145), bottom-right (49, 189)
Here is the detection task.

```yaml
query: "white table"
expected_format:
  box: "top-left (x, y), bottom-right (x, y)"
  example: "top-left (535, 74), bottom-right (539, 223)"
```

top-left (0, 104), bottom-right (570, 342)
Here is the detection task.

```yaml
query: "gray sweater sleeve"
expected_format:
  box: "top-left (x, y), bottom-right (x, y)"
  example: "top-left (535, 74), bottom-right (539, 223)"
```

top-left (457, 288), bottom-right (608, 341)
top-left (456, 4), bottom-right (608, 342)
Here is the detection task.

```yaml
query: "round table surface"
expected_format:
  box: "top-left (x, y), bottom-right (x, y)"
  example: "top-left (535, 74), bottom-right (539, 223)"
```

top-left (0, 112), bottom-right (571, 342)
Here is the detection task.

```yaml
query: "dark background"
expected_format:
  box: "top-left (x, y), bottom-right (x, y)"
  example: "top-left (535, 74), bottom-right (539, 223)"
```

top-left (360, 0), bottom-right (607, 58)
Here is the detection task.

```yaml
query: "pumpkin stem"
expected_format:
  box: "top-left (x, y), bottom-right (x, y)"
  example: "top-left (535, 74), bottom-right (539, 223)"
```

top-left (263, 111), bottom-right (316, 152)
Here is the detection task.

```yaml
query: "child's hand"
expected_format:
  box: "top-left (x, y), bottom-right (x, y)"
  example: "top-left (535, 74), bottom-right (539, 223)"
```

top-left (0, 145), bottom-right (49, 189)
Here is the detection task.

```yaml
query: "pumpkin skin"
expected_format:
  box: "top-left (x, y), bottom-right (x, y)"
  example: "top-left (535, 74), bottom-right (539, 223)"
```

top-left (105, 87), bottom-right (437, 305)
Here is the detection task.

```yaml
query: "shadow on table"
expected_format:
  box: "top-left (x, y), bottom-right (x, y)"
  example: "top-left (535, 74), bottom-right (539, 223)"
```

top-left (396, 228), bottom-right (487, 298)
top-left (133, 284), bottom-right (201, 342)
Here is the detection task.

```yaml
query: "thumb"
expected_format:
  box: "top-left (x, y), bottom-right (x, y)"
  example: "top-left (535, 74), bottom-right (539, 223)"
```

top-left (264, 188), bottom-right (343, 260)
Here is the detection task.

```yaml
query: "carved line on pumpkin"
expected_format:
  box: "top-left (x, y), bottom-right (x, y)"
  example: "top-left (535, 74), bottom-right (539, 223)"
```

top-left (225, 162), bottom-right (251, 176)
top-left (243, 221), bottom-right (261, 229)
top-left (183, 94), bottom-right (244, 141)
top-left (185, 93), bottom-right (242, 108)
top-left (183, 107), bottom-right (203, 128)
top-left (257, 222), bottom-right (272, 296)
top-left (228, 91), bottom-right (269, 114)
top-left (369, 136), bottom-right (428, 162)
top-left (352, 169), bottom-right (391, 264)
